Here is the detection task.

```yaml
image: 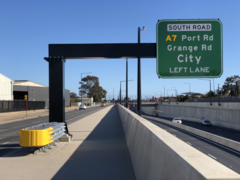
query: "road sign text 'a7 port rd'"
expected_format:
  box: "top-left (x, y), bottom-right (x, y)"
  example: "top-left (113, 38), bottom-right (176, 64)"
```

top-left (156, 19), bottom-right (222, 78)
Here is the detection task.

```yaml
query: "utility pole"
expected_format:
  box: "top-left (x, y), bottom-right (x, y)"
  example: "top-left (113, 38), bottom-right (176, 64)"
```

top-left (126, 58), bottom-right (128, 108)
top-left (137, 26), bottom-right (145, 116)
top-left (214, 78), bottom-right (215, 92)
top-left (164, 86), bottom-right (165, 100)
top-left (218, 84), bottom-right (220, 105)
top-left (120, 82), bottom-right (122, 104)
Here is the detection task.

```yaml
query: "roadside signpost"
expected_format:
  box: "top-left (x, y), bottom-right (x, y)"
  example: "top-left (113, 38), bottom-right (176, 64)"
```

top-left (24, 95), bottom-right (28, 116)
top-left (156, 19), bottom-right (222, 78)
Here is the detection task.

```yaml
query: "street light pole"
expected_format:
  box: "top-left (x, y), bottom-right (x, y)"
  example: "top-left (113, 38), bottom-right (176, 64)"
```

top-left (158, 91), bottom-right (162, 102)
top-left (120, 80), bottom-right (133, 105)
top-left (184, 83), bottom-right (191, 96)
top-left (198, 79), bottom-right (212, 105)
top-left (120, 82), bottom-right (122, 104)
top-left (210, 80), bottom-right (212, 105)
top-left (126, 58), bottom-right (128, 108)
top-left (137, 26), bottom-right (145, 116)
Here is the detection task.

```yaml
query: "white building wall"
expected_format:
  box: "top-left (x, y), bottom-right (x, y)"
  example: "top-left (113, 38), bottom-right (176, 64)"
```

top-left (0, 74), bottom-right (13, 100)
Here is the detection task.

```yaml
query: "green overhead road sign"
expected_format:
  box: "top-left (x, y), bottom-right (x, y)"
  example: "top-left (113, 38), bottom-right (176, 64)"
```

top-left (156, 19), bottom-right (222, 78)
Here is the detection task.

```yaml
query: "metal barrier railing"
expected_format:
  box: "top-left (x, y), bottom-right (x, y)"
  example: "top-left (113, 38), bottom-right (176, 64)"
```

top-left (19, 122), bottom-right (66, 154)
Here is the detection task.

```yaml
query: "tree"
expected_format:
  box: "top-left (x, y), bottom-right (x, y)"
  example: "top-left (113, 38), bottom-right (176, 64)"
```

top-left (179, 95), bottom-right (190, 102)
top-left (123, 97), bottom-right (130, 101)
top-left (222, 75), bottom-right (240, 96)
top-left (204, 90), bottom-right (216, 98)
top-left (70, 92), bottom-right (77, 98)
top-left (79, 76), bottom-right (107, 102)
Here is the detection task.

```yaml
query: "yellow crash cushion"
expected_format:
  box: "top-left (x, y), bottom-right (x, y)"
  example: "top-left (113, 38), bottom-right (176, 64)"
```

top-left (19, 127), bottom-right (53, 147)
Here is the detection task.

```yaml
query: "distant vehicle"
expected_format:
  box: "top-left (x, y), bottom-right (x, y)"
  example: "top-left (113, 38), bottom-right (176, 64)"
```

top-left (101, 103), bottom-right (106, 107)
top-left (87, 103), bottom-right (90, 106)
top-left (79, 104), bottom-right (86, 110)
top-left (172, 118), bottom-right (182, 124)
top-left (164, 99), bottom-right (169, 102)
top-left (202, 120), bottom-right (212, 126)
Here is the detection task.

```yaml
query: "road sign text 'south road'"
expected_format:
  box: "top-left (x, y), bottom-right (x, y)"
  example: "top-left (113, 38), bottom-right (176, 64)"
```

top-left (156, 19), bottom-right (222, 78)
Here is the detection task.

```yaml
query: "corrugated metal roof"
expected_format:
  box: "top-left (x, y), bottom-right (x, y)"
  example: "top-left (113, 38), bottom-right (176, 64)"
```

top-left (13, 80), bottom-right (47, 87)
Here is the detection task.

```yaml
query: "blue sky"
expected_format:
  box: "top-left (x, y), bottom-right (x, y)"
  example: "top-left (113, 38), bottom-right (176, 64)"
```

top-left (1, 0), bottom-right (240, 100)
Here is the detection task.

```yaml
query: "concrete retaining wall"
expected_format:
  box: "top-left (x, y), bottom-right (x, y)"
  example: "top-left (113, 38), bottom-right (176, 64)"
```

top-left (141, 106), bottom-right (155, 116)
top-left (156, 102), bottom-right (240, 131)
top-left (118, 104), bottom-right (240, 180)
top-left (148, 116), bottom-right (240, 153)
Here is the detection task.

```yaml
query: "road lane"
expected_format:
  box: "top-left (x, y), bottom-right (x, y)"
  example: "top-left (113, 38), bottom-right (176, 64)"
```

top-left (132, 106), bottom-right (240, 143)
top-left (0, 105), bottom-right (111, 157)
top-left (143, 114), bottom-right (240, 174)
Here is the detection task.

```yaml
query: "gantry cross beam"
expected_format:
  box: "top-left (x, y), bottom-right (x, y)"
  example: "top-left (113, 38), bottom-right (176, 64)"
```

top-left (44, 43), bottom-right (156, 123)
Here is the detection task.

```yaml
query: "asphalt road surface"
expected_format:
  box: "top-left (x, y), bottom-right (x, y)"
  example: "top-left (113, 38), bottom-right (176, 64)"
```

top-left (143, 114), bottom-right (240, 174)
top-left (144, 112), bottom-right (240, 143)
top-left (129, 107), bottom-right (240, 174)
top-left (0, 105), bottom-right (111, 157)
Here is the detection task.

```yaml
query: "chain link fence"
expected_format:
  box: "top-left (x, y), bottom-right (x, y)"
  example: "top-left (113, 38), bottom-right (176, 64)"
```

top-left (0, 100), bottom-right (45, 113)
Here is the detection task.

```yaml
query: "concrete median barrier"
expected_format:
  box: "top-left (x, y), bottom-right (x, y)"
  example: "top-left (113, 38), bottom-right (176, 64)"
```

top-left (118, 104), bottom-right (240, 180)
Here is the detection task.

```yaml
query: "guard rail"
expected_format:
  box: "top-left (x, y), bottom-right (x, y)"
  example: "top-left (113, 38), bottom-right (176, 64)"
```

top-left (19, 122), bottom-right (66, 154)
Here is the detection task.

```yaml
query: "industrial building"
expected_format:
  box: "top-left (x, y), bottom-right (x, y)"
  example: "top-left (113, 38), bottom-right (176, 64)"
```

top-left (0, 73), bottom-right (70, 108)
top-left (13, 80), bottom-right (70, 108)
top-left (0, 73), bottom-right (14, 100)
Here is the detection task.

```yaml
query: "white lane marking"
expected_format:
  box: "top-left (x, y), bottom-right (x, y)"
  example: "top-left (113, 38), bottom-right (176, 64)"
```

top-left (0, 142), bottom-right (9, 146)
top-left (183, 131), bottom-right (240, 155)
top-left (186, 142), bottom-right (192, 146)
top-left (208, 154), bottom-right (217, 159)
top-left (149, 116), bottom-right (240, 156)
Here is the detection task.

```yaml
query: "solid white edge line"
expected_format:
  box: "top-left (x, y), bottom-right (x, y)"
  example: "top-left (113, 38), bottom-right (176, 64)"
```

top-left (208, 154), bottom-right (217, 159)
top-left (151, 117), bottom-right (240, 156)
top-left (0, 105), bottom-right (111, 158)
top-left (186, 142), bottom-right (192, 145)
top-left (178, 127), bottom-right (240, 155)
top-left (0, 142), bottom-right (9, 146)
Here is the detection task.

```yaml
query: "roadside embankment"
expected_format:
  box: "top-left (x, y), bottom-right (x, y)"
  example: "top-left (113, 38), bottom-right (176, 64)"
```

top-left (118, 104), bottom-right (240, 180)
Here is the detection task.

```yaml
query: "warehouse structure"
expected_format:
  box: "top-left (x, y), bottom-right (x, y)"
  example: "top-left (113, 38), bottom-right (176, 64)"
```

top-left (0, 73), bottom-right (14, 100)
top-left (13, 80), bottom-right (70, 108)
top-left (0, 73), bottom-right (70, 109)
